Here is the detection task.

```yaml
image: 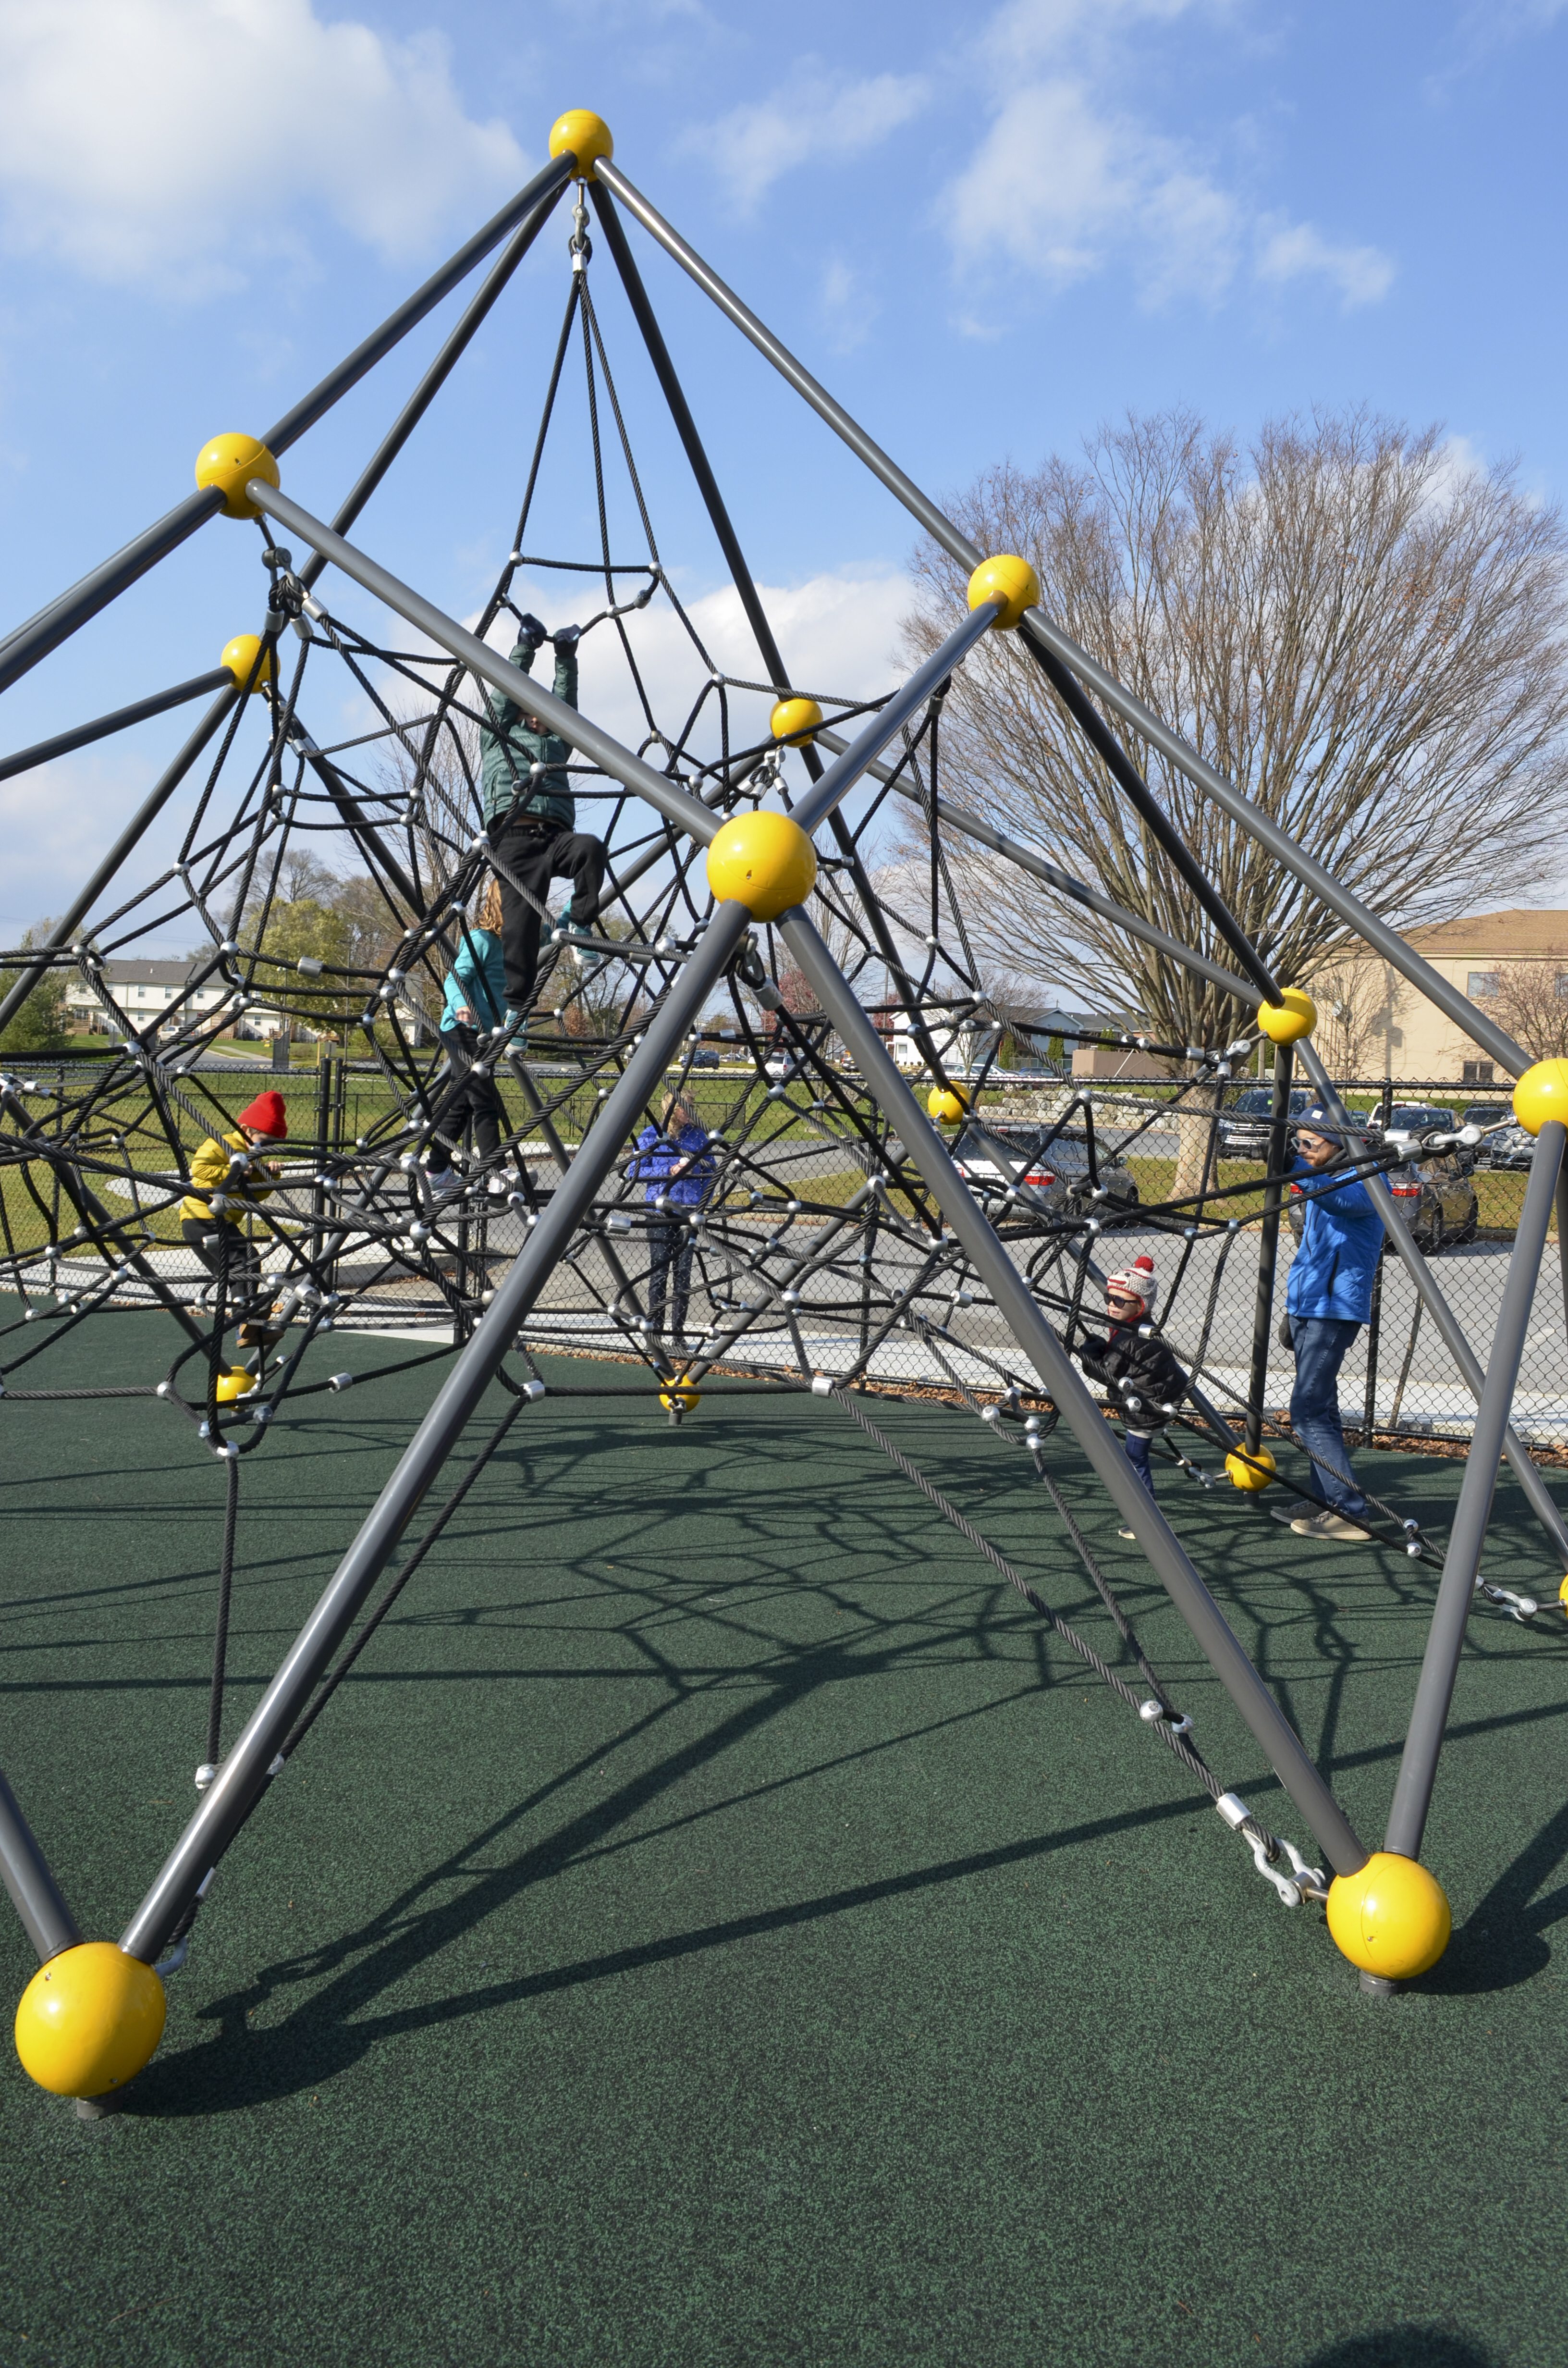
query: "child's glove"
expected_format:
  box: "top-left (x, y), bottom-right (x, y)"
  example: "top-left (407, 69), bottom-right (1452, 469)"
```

top-left (514, 612), bottom-right (547, 647)
top-left (551, 623), bottom-right (581, 650)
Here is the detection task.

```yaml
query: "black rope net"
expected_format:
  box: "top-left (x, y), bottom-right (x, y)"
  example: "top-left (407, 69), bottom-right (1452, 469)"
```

top-left (2, 195), bottom-right (1521, 1941)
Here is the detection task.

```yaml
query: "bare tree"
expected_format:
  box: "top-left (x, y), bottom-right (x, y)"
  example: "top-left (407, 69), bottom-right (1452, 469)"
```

top-left (1486, 950), bottom-right (1568, 1062)
top-left (905, 408), bottom-right (1568, 1059)
top-left (1304, 952), bottom-right (1409, 1082)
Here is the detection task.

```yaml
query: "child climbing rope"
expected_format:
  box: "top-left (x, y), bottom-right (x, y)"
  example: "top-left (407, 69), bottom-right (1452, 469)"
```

top-left (627, 1089), bottom-right (715, 1351)
top-left (1077, 1254), bottom-right (1188, 1538)
top-left (427, 877), bottom-right (508, 1200)
top-left (180, 1089), bottom-right (289, 1360)
top-left (480, 613), bottom-right (607, 1019)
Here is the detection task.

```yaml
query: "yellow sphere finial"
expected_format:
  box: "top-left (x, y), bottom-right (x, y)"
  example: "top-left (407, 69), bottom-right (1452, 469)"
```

top-left (967, 554), bottom-right (1040, 631)
top-left (659, 1383), bottom-right (700, 1414)
top-left (928, 1085), bottom-right (970, 1125)
top-left (195, 433), bottom-right (280, 521)
top-left (1512, 1058), bottom-right (1568, 1137)
top-left (215, 1367), bottom-right (259, 1403)
top-left (704, 812), bottom-right (817, 921)
top-left (1257, 988), bottom-right (1316, 1046)
top-left (549, 110), bottom-right (613, 179)
top-left (1326, 1852), bottom-right (1451, 1981)
top-left (220, 634), bottom-right (273, 693)
top-left (770, 696), bottom-right (823, 749)
top-left (1225, 1445), bottom-right (1276, 1492)
top-left (14, 1942), bottom-right (166, 2098)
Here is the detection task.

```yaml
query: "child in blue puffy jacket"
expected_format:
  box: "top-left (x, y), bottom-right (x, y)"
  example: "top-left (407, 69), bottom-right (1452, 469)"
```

top-left (628, 1090), bottom-right (715, 1346)
top-left (428, 879), bottom-right (509, 1198)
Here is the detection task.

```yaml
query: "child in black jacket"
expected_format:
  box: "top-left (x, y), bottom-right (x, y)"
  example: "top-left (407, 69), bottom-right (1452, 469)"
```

top-left (1077, 1255), bottom-right (1188, 1535)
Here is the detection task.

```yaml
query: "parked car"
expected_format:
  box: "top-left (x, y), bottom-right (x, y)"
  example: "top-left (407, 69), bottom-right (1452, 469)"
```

top-left (1384, 1101), bottom-right (1458, 1139)
top-left (1461, 1101), bottom-right (1511, 1133)
top-left (953, 1121), bottom-right (1138, 1211)
top-left (1287, 1146), bottom-right (1477, 1252)
top-left (1218, 1085), bottom-right (1315, 1159)
top-left (689, 1046), bottom-right (721, 1068)
top-left (1484, 1123), bottom-right (1536, 1172)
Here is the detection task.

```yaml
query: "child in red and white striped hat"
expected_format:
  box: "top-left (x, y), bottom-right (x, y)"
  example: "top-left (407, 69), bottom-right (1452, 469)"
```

top-left (1077, 1254), bottom-right (1188, 1537)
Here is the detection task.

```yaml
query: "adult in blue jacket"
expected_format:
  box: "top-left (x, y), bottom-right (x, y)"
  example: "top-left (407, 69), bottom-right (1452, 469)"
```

top-left (627, 1090), bottom-right (715, 1347)
top-left (1281, 1112), bottom-right (1384, 1539)
top-left (427, 879), bottom-right (509, 1198)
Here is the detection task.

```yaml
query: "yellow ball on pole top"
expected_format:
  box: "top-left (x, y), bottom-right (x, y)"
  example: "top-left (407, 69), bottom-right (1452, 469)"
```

top-left (928, 1085), bottom-right (969, 1125)
top-left (1225, 1445), bottom-right (1276, 1492)
top-left (14, 1942), bottom-right (166, 2097)
top-left (966, 555), bottom-right (1040, 631)
top-left (1256, 988), bottom-right (1316, 1046)
top-left (548, 111), bottom-right (613, 180)
top-left (770, 696), bottom-right (823, 748)
top-left (220, 635), bottom-right (272, 694)
top-left (195, 433), bottom-right (279, 521)
top-left (1511, 1058), bottom-right (1568, 1137)
top-left (1325, 1851), bottom-right (1451, 1980)
top-left (704, 812), bottom-right (817, 921)
top-left (215, 1368), bottom-right (259, 1403)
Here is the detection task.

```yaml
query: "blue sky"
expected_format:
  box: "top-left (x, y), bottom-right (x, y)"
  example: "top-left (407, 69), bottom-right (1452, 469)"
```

top-left (2, 0), bottom-right (1566, 939)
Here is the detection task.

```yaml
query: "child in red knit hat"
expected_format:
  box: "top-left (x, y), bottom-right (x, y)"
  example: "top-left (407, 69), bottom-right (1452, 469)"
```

top-left (180, 1090), bottom-right (289, 1358)
top-left (1076, 1254), bottom-right (1188, 1538)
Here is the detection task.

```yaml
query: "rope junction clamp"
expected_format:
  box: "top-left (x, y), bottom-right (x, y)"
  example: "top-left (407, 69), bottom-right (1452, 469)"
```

top-left (1215, 1792), bottom-right (1326, 1907)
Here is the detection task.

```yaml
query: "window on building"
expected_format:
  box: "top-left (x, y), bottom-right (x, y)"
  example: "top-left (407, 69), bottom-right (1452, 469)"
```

top-left (1555, 974), bottom-right (1568, 1000)
top-left (1467, 971), bottom-right (1498, 1000)
top-left (1462, 1061), bottom-right (1495, 1086)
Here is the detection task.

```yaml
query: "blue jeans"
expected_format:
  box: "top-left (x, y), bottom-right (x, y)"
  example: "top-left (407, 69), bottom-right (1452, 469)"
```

top-left (647, 1219), bottom-right (697, 1337)
top-left (1124, 1431), bottom-right (1157, 1500)
top-left (1289, 1316), bottom-right (1366, 1517)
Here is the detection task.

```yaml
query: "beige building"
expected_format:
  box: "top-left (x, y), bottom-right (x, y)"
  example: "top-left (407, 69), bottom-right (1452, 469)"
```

top-left (1307, 909), bottom-right (1568, 1086)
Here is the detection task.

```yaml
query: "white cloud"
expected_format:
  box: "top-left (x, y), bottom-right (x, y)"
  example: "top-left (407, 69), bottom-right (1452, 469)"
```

top-left (1254, 218), bottom-right (1393, 308)
top-left (497, 568), bottom-right (910, 765)
top-left (945, 17), bottom-right (1392, 315)
top-left (684, 66), bottom-right (929, 214)
top-left (946, 79), bottom-right (1241, 306)
top-left (0, 0), bottom-right (526, 292)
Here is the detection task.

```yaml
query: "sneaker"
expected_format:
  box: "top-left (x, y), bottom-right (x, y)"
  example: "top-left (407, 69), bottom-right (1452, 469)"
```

top-left (485, 1174), bottom-right (509, 1200)
top-left (1117, 1524), bottom-right (1137, 1540)
top-left (1270, 1499), bottom-right (1323, 1526)
top-left (552, 912), bottom-right (593, 967)
top-left (1290, 1509), bottom-right (1372, 1542)
top-left (429, 1169), bottom-right (464, 1202)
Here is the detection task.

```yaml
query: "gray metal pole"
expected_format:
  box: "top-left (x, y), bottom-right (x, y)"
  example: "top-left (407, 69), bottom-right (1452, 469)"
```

top-left (1016, 607), bottom-right (1535, 1079)
top-left (814, 730), bottom-right (1260, 1010)
top-left (788, 604), bottom-right (1000, 838)
top-left (0, 492), bottom-right (227, 699)
top-left (260, 155), bottom-right (576, 457)
top-left (118, 903), bottom-right (751, 1963)
top-left (0, 669), bottom-right (232, 786)
top-left (777, 906), bottom-right (1368, 1876)
top-left (0, 158), bottom-right (576, 701)
top-left (592, 160), bottom-right (1531, 1079)
top-left (248, 486), bottom-right (721, 852)
top-left (0, 1769), bottom-right (82, 1963)
top-left (1246, 1047), bottom-right (1295, 1458)
top-left (594, 160), bottom-right (974, 570)
top-left (0, 686), bottom-right (240, 1037)
top-left (1384, 1122), bottom-right (1567, 1860)
top-left (1296, 1045), bottom-right (1568, 1566)
top-left (298, 178), bottom-right (569, 596)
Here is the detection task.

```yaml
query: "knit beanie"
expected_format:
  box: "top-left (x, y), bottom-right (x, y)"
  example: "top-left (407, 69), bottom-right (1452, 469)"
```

top-left (237, 1090), bottom-right (288, 1139)
top-left (1104, 1253), bottom-right (1157, 1310)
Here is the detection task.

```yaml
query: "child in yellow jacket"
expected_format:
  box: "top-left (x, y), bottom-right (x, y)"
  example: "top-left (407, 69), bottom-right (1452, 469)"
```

top-left (180, 1089), bottom-right (288, 1352)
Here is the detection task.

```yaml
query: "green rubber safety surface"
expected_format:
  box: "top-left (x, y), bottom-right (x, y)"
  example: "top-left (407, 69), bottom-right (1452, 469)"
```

top-left (1, 1303), bottom-right (1565, 2366)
